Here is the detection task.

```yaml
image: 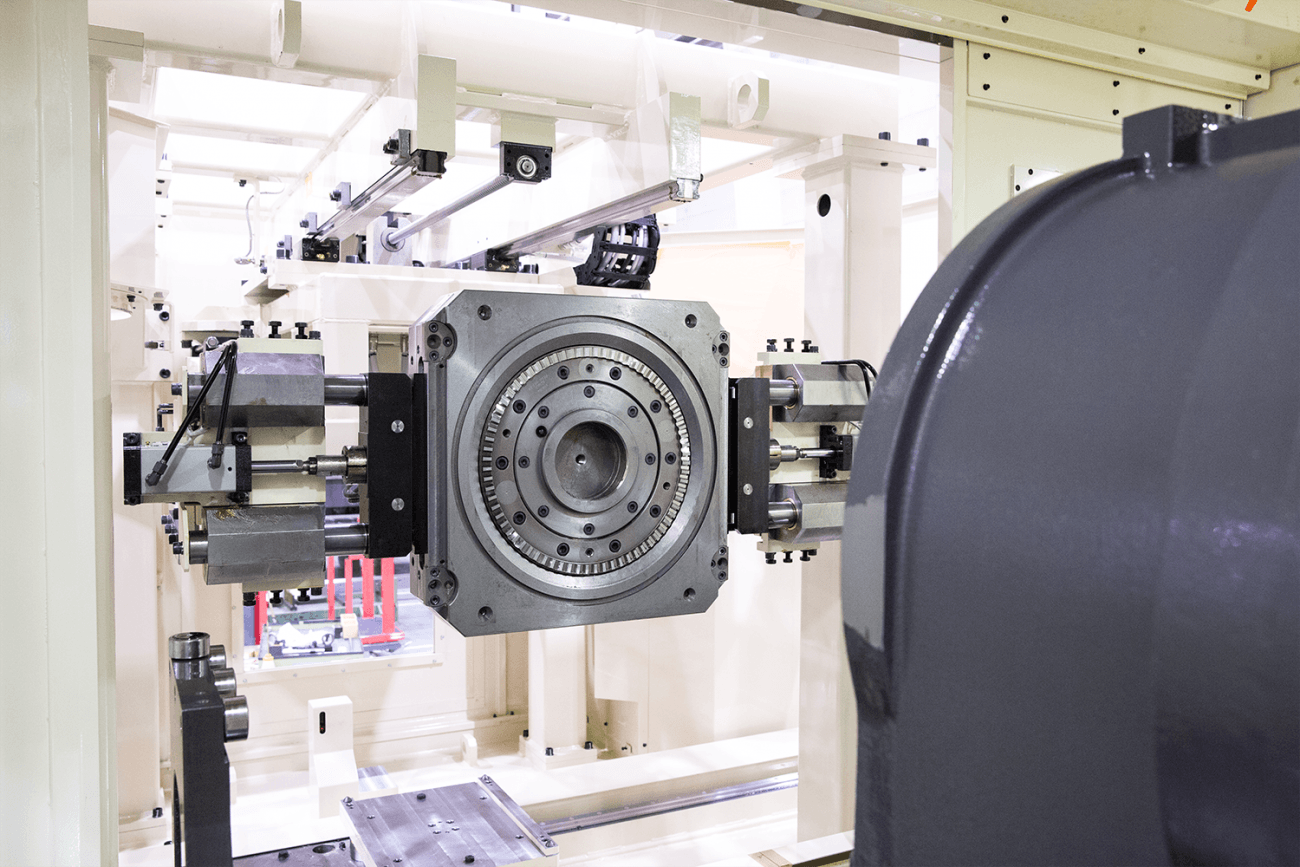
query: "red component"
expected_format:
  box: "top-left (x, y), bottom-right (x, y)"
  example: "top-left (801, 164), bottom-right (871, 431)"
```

top-left (381, 558), bottom-right (395, 634)
top-left (362, 557), bottom-right (375, 619)
top-left (360, 630), bottom-right (405, 646)
top-left (344, 556), bottom-right (354, 615)
top-left (327, 556), bottom-right (335, 620)
top-left (254, 591), bottom-right (267, 645)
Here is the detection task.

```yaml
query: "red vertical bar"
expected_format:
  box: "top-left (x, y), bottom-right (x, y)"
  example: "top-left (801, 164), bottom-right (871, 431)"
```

top-left (381, 558), bottom-right (395, 634)
top-left (362, 557), bottom-right (375, 619)
top-left (254, 591), bottom-right (267, 645)
top-left (344, 556), bottom-right (354, 615)
top-left (327, 556), bottom-right (335, 620)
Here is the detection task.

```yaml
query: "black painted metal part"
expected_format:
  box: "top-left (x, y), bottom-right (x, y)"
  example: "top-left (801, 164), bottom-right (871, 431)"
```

top-left (844, 105), bottom-right (1299, 865)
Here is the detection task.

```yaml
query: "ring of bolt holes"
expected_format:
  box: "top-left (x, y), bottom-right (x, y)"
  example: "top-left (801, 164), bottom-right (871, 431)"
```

top-left (478, 345), bottom-right (693, 578)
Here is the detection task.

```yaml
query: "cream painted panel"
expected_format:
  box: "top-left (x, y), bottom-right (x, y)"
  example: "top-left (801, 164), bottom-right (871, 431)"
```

top-left (960, 104), bottom-right (1119, 235)
top-left (970, 42), bottom-right (1242, 123)
top-left (1247, 62), bottom-right (1300, 118)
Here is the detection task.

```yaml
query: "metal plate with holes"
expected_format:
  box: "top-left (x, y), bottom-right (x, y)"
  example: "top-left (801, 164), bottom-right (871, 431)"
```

top-left (340, 777), bottom-right (554, 867)
top-left (409, 290), bottom-right (729, 636)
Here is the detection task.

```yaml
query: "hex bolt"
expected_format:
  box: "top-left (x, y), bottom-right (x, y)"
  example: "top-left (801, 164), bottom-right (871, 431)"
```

top-left (512, 511), bottom-right (526, 525)
top-left (610, 367), bottom-right (622, 380)
top-left (558, 366), bottom-right (569, 379)
top-left (784, 338), bottom-right (795, 352)
top-left (391, 419), bottom-right (405, 433)
top-left (650, 400), bottom-right (662, 413)
top-left (558, 543), bottom-right (570, 556)
top-left (878, 131), bottom-right (891, 140)
top-left (645, 453), bottom-right (656, 465)
top-left (665, 453), bottom-right (676, 464)
top-left (518, 456), bottom-right (530, 468)
top-left (802, 339), bottom-right (814, 352)
top-left (538, 406), bottom-right (549, 419)
top-left (766, 552), bottom-right (777, 565)
top-left (268, 320), bottom-right (282, 338)
top-left (171, 383), bottom-right (183, 396)
top-left (294, 322), bottom-right (309, 339)
top-left (610, 540), bottom-right (622, 553)
top-left (391, 498), bottom-right (405, 512)
top-left (240, 320), bottom-right (255, 338)
top-left (512, 399), bottom-right (526, 414)
top-left (766, 338), bottom-right (778, 352)
top-left (784, 551), bottom-right (794, 564)
top-left (650, 505), bottom-right (662, 518)
top-left (537, 504), bottom-right (549, 517)
top-left (800, 550), bottom-right (813, 561)
top-left (627, 501), bottom-right (638, 513)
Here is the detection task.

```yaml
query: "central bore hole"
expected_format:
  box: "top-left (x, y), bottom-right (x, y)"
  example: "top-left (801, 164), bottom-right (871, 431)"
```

top-left (556, 421), bottom-right (625, 501)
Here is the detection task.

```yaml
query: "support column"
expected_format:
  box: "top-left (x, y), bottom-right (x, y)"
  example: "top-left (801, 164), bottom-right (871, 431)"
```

top-left (797, 141), bottom-right (904, 841)
top-left (1, 1), bottom-right (117, 862)
top-left (527, 626), bottom-right (597, 769)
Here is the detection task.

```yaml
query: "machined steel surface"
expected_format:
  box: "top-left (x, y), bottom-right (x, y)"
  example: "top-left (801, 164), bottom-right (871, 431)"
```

top-left (767, 481), bottom-right (846, 545)
top-left (769, 363), bottom-right (866, 423)
top-left (340, 777), bottom-right (552, 867)
top-left (169, 631), bottom-right (210, 661)
top-left (387, 173), bottom-right (513, 246)
top-left (844, 106), bottom-right (1300, 865)
top-left (410, 290), bottom-right (729, 635)
top-left (222, 694), bottom-right (249, 741)
top-left (195, 349), bottom-right (325, 428)
top-left (324, 374), bottom-right (368, 406)
top-left (201, 504), bottom-right (326, 585)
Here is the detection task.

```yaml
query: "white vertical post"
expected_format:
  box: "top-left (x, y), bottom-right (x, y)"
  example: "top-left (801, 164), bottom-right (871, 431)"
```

top-left (527, 626), bottom-right (595, 768)
top-left (798, 142), bottom-right (904, 841)
top-left (1, 0), bottom-right (117, 862)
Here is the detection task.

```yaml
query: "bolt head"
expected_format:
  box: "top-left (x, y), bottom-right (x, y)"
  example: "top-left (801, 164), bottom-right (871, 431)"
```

top-left (743, 483), bottom-right (754, 495)
top-left (743, 417), bottom-right (753, 429)
top-left (391, 498), bottom-right (405, 511)
top-left (391, 419), bottom-right (405, 433)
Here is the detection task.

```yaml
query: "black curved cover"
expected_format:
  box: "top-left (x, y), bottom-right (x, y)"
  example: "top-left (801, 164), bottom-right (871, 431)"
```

top-left (844, 106), bottom-right (1300, 865)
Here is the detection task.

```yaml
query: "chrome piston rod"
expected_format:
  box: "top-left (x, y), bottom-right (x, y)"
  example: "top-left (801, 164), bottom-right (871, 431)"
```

top-left (187, 523), bottom-right (370, 564)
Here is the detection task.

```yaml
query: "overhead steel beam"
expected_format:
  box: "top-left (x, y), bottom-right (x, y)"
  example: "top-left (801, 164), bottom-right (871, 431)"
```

top-left (733, 0), bottom-right (1267, 98)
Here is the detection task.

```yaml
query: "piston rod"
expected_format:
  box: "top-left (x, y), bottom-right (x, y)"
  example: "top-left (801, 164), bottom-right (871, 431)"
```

top-left (769, 379), bottom-right (798, 407)
top-left (769, 440), bottom-right (835, 469)
top-left (386, 174), bottom-right (513, 246)
top-left (187, 523), bottom-right (370, 564)
top-left (768, 500), bottom-right (799, 530)
top-left (250, 448), bottom-right (366, 479)
top-left (324, 374), bottom-right (368, 406)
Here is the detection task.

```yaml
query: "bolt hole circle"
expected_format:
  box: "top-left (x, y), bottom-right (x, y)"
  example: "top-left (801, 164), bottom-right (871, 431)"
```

top-left (609, 540), bottom-right (622, 553)
top-left (684, 314), bottom-right (697, 328)
top-left (557, 543), bottom-right (570, 556)
top-left (512, 399), bottom-right (526, 414)
top-left (495, 456), bottom-right (509, 470)
top-left (478, 305), bottom-right (492, 320)
top-left (684, 588), bottom-right (696, 601)
top-left (583, 523), bottom-right (595, 536)
top-left (650, 505), bottom-right (662, 517)
top-left (537, 505), bottom-right (549, 517)
top-left (558, 366), bottom-right (570, 380)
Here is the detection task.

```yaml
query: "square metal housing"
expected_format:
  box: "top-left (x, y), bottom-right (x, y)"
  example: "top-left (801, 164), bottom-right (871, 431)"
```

top-left (409, 290), bottom-right (730, 636)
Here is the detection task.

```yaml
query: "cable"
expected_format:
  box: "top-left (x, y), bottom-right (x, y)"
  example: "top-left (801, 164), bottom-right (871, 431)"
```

top-left (235, 188), bottom-right (286, 265)
top-left (207, 344), bottom-right (239, 469)
top-left (821, 359), bottom-right (878, 399)
top-left (144, 341), bottom-right (236, 486)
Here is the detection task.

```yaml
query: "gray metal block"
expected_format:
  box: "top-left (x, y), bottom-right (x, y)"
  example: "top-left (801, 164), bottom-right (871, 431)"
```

top-left (204, 504), bottom-right (324, 585)
top-left (770, 363), bottom-right (866, 423)
top-left (194, 350), bottom-right (324, 428)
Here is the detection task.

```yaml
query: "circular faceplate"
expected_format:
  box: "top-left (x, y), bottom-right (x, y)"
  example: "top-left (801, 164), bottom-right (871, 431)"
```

top-left (479, 346), bottom-right (692, 581)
